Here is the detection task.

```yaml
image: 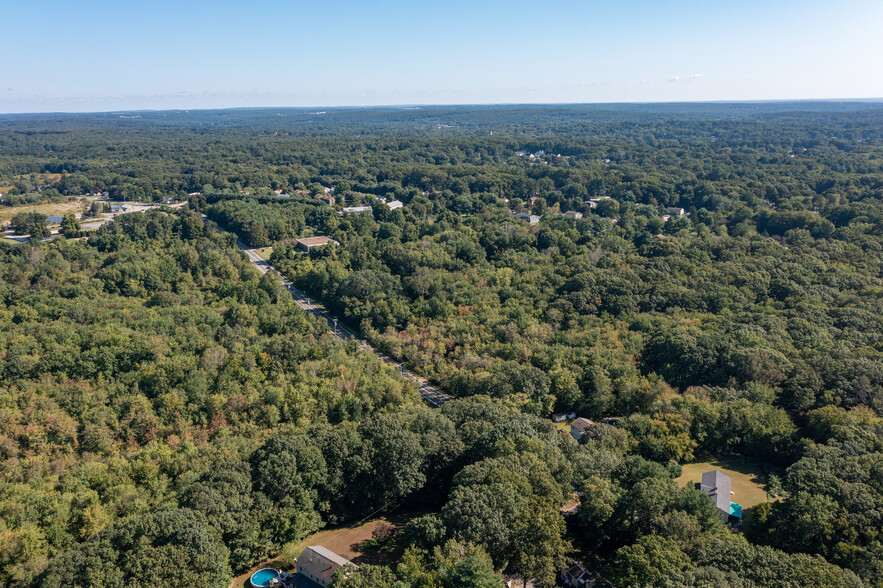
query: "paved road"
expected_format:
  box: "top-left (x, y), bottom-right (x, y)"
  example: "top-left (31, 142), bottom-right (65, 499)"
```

top-left (238, 242), bottom-right (452, 408)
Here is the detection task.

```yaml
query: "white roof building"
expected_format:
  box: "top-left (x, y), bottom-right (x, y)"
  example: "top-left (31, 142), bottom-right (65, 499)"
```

top-left (515, 213), bottom-right (540, 224)
top-left (342, 206), bottom-right (372, 215)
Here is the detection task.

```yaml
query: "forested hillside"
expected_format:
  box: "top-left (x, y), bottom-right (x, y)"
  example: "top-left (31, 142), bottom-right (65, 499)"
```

top-left (1, 104), bottom-right (882, 587)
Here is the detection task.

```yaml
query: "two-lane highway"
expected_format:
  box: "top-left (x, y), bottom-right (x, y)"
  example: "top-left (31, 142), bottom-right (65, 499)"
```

top-left (238, 241), bottom-right (452, 407)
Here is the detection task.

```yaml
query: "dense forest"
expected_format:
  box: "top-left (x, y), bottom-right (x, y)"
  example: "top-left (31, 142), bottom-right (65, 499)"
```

top-left (1, 103), bottom-right (882, 587)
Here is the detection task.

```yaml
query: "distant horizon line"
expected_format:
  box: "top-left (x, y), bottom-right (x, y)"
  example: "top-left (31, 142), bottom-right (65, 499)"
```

top-left (2, 97), bottom-right (883, 117)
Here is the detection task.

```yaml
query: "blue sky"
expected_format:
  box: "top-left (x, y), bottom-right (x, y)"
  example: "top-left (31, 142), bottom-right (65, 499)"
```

top-left (2, 0), bottom-right (881, 112)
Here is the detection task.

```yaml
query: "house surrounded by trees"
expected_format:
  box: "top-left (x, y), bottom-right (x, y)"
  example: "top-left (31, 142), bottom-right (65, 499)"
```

top-left (700, 470), bottom-right (742, 522)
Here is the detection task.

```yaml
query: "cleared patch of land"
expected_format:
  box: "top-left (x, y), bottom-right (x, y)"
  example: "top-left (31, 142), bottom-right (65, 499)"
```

top-left (0, 199), bottom-right (87, 222)
top-left (553, 420), bottom-right (571, 433)
top-left (255, 247), bottom-right (273, 261)
top-left (676, 456), bottom-right (778, 509)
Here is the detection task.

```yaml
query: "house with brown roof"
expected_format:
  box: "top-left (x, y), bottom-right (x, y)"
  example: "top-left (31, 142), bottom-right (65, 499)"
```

top-left (570, 418), bottom-right (595, 442)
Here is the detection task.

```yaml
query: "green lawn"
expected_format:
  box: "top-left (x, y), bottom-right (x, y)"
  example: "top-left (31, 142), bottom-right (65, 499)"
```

top-left (553, 420), bottom-right (571, 433)
top-left (255, 247), bottom-right (273, 261)
top-left (676, 456), bottom-right (779, 509)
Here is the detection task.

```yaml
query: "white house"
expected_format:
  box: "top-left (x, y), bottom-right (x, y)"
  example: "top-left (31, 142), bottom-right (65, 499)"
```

top-left (515, 213), bottom-right (540, 224)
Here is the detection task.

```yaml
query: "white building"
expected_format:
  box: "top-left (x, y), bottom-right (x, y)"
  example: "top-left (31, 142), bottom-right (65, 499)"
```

top-left (515, 213), bottom-right (540, 224)
top-left (342, 206), bottom-right (372, 215)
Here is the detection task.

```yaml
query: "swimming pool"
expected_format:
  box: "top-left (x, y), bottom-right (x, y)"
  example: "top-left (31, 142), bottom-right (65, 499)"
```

top-left (250, 568), bottom-right (279, 587)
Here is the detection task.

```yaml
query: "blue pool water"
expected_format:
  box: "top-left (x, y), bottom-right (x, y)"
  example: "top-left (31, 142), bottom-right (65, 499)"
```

top-left (250, 568), bottom-right (279, 587)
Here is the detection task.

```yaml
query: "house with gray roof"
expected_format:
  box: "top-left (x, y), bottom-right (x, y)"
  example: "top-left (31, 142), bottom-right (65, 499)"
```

top-left (700, 470), bottom-right (742, 521)
top-left (515, 212), bottom-right (541, 224)
top-left (294, 545), bottom-right (357, 587)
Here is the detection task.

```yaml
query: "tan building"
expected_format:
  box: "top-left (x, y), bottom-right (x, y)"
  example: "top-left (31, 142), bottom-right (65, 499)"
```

top-left (570, 417), bottom-right (596, 442)
top-left (295, 546), bottom-right (356, 587)
top-left (295, 236), bottom-right (339, 252)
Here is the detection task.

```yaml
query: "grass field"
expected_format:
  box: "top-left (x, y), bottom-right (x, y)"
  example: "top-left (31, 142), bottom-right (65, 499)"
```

top-left (553, 420), bottom-right (571, 433)
top-left (0, 200), bottom-right (87, 222)
top-left (254, 247), bottom-right (273, 261)
top-left (676, 456), bottom-right (778, 509)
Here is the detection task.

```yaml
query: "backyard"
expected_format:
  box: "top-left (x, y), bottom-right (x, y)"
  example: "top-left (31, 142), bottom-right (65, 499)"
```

top-left (676, 456), bottom-right (780, 510)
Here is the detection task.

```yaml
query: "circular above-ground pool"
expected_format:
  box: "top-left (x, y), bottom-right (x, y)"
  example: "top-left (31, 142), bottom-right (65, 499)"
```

top-left (250, 568), bottom-right (280, 587)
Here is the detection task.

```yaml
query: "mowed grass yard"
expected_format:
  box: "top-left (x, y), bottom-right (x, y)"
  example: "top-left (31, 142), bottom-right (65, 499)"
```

top-left (254, 247), bottom-right (273, 261)
top-left (676, 456), bottom-right (778, 509)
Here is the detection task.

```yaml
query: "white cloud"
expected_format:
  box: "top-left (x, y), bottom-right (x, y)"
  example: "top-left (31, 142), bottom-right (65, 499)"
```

top-left (690, 73), bottom-right (705, 81)
top-left (668, 75), bottom-right (680, 83)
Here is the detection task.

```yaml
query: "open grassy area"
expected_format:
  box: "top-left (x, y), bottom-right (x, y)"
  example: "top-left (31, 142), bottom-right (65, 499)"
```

top-left (254, 247), bottom-right (273, 261)
top-left (0, 199), bottom-right (87, 222)
top-left (676, 456), bottom-right (779, 509)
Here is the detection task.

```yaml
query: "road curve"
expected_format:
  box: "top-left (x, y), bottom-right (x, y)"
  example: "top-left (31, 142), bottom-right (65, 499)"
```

top-left (238, 241), bottom-right (452, 408)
